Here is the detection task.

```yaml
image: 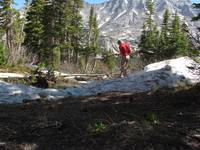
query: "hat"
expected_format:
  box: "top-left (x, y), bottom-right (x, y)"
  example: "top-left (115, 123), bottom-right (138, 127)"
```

top-left (117, 40), bottom-right (122, 44)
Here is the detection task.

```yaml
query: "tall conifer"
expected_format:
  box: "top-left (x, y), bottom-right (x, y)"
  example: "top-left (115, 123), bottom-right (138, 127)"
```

top-left (170, 13), bottom-right (190, 56)
top-left (24, 0), bottom-right (46, 61)
top-left (159, 9), bottom-right (171, 58)
top-left (140, 0), bottom-right (159, 62)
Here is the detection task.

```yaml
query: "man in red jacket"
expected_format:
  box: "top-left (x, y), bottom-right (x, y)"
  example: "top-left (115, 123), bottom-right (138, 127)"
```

top-left (117, 40), bottom-right (132, 77)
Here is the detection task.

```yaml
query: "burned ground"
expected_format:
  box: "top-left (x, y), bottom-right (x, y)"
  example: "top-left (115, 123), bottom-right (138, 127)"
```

top-left (0, 84), bottom-right (199, 150)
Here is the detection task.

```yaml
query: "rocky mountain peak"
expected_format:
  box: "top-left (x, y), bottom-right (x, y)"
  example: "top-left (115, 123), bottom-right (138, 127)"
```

top-left (81, 0), bottom-right (198, 50)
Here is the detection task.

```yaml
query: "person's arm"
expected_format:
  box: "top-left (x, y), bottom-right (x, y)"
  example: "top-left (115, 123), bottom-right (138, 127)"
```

top-left (111, 48), bottom-right (121, 56)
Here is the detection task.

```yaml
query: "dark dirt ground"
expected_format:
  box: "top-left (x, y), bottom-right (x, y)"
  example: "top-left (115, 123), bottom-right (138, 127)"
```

top-left (0, 84), bottom-right (200, 150)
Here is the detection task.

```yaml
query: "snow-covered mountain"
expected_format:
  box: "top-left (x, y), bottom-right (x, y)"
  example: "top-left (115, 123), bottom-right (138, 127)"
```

top-left (82, 0), bottom-right (198, 48)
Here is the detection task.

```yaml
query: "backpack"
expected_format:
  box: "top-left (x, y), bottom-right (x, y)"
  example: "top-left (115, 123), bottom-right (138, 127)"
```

top-left (125, 42), bottom-right (131, 55)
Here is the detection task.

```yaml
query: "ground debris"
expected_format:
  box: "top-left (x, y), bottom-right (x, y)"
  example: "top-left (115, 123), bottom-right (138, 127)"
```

top-left (0, 83), bottom-right (200, 150)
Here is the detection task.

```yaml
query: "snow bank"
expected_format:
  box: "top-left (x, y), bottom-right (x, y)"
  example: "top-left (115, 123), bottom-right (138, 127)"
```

top-left (0, 57), bottom-right (199, 104)
top-left (70, 57), bottom-right (200, 95)
top-left (0, 73), bottom-right (26, 78)
top-left (145, 57), bottom-right (200, 84)
top-left (0, 81), bottom-right (66, 103)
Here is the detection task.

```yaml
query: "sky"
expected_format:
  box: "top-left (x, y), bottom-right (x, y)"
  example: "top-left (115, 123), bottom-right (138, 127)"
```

top-left (14, 0), bottom-right (200, 9)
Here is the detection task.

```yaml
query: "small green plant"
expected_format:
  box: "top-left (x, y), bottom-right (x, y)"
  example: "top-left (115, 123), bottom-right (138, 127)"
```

top-left (104, 52), bottom-right (117, 72)
top-left (88, 122), bottom-right (108, 133)
top-left (38, 63), bottom-right (46, 69)
top-left (46, 68), bottom-right (56, 81)
top-left (31, 76), bottom-right (38, 84)
top-left (146, 112), bottom-right (160, 124)
top-left (194, 56), bottom-right (200, 63)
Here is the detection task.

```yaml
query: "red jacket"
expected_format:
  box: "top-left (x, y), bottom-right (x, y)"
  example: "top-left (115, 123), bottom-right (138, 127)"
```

top-left (119, 42), bottom-right (131, 56)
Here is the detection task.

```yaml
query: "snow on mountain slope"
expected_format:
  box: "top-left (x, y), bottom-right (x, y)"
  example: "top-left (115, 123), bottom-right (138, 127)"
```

top-left (82, 0), bottom-right (198, 41)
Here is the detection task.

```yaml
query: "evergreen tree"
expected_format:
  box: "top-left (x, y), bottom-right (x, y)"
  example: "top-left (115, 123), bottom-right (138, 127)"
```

top-left (88, 6), bottom-right (94, 47)
top-left (12, 9), bottom-right (26, 63)
top-left (49, 0), bottom-right (84, 67)
top-left (70, 0), bottom-right (84, 64)
top-left (0, 0), bottom-right (14, 50)
top-left (84, 6), bottom-right (100, 72)
top-left (23, 0), bottom-right (46, 61)
top-left (91, 13), bottom-right (99, 72)
top-left (170, 13), bottom-right (190, 56)
top-left (0, 1), bottom-right (25, 64)
top-left (55, 0), bottom-right (72, 63)
top-left (140, 0), bottom-right (159, 62)
top-left (145, 0), bottom-right (154, 32)
top-left (92, 14), bottom-right (99, 49)
top-left (159, 9), bottom-right (171, 58)
top-left (170, 12), bottom-right (181, 56)
top-left (140, 1), bottom-right (192, 62)
top-left (24, 0), bottom-right (84, 68)
top-left (41, 0), bottom-right (58, 68)
top-left (84, 6), bottom-right (94, 72)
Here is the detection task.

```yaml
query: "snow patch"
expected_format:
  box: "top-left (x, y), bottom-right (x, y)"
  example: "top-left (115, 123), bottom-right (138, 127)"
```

top-left (145, 57), bottom-right (200, 84)
top-left (99, 21), bottom-right (106, 28)
top-left (0, 57), bottom-right (199, 104)
top-left (99, 17), bottom-right (110, 28)
top-left (0, 73), bottom-right (26, 78)
top-left (114, 10), bottom-right (126, 20)
top-left (133, 9), bottom-right (138, 16)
